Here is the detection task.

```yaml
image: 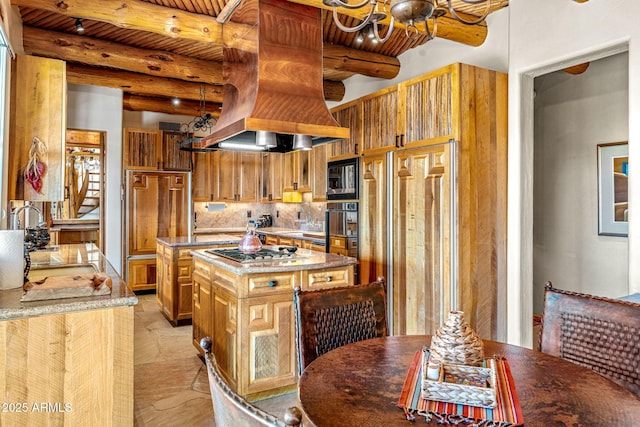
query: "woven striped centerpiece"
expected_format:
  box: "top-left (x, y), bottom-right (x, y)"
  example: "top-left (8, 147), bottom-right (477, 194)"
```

top-left (429, 311), bottom-right (484, 367)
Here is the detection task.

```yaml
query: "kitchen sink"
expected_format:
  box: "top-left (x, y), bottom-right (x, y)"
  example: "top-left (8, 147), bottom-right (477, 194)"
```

top-left (28, 263), bottom-right (99, 282)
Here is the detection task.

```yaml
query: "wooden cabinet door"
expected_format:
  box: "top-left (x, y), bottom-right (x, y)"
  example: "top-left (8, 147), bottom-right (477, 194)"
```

top-left (192, 261), bottom-right (214, 352)
top-left (261, 153), bottom-right (284, 202)
top-left (127, 171), bottom-right (189, 255)
top-left (192, 152), bottom-right (214, 202)
top-left (123, 128), bottom-right (161, 170)
top-left (310, 144), bottom-right (329, 201)
top-left (9, 54), bottom-right (66, 201)
top-left (393, 143), bottom-right (453, 336)
top-left (156, 244), bottom-right (172, 318)
top-left (361, 87), bottom-right (399, 154)
top-left (330, 101), bottom-right (362, 160)
top-left (236, 152), bottom-right (260, 202)
top-left (161, 131), bottom-right (192, 170)
top-left (359, 154), bottom-right (388, 285)
top-left (127, 258), bottom-right (157, 291)
top-left (212, 281), bottom-right (238, 387)
top-left (397, 66), bottom-right (454, 147)
top-left (213, 151), bottom-right (236, 202)
top-left (283, 151), bottom-right (311, 192)
top-left (242, 294), bottom-right (296, 395)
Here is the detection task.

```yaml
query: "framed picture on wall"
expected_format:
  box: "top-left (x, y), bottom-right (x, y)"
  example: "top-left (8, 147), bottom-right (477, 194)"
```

top-left (597, 142), bottom-right (628, 236)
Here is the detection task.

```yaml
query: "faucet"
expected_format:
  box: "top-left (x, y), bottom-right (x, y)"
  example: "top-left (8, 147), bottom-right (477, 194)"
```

top-left (12, 203), bottom-right (44, 230)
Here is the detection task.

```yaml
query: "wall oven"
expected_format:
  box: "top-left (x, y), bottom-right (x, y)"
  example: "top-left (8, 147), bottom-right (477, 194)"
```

top-left (327, 158), bottom-right (358, 200)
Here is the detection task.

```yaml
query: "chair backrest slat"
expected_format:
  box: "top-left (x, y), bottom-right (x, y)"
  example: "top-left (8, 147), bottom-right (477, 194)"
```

top-left (540, 282), bottom-right (640, 397)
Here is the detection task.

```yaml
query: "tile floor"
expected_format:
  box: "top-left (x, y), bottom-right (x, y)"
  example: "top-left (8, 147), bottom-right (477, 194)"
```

top-left (134, 293), bottom-right (214, 427)
top-left (133, 293), bottom-right (296, 427)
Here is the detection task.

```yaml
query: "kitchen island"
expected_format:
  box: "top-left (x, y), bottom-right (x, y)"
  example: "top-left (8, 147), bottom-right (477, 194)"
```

top-left (0, 243), bottom-right (137, 426)
top-left (156, 234), bottom-right (241, 326)
top-left (190, 246), bottom-right (356, 401)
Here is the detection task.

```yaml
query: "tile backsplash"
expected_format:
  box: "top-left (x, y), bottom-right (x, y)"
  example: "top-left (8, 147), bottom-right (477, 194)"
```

top-left (194, 193), bottom-right (326, 230)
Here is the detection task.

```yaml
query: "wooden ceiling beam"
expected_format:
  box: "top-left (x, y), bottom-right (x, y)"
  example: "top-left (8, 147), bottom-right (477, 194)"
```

top-left (11, 0), bottom-right (229, 45)
top-left (66, 64), bottom-right (225, 103)
top-left (15, 0), bottom-right (400, 78)
top-left (122, 93), bottom-right (221, 117)
top-left (23, 26), bottom-right (223, 84)
top-left (287, 0), bottom-right (488, 47)
top-left (66, 64), bottom-right (345, 103)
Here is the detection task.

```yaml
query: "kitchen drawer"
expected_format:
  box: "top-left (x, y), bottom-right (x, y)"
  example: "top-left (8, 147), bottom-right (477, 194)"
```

top-left (177, 260), bottom-right (192, 282)
top-left (265, 235), bottom-right (279, 245)
top-left (246, 272), bottom-right (298, 297)
top-left (193, 257), bottom-right (213, 277)
top-left (329, 236), bottom-right (346, 249)
top-left (277, 237), bottom-right (294, 246)
top-left (178, 248), bottom-right (193, 260)
top-left (310, 243), bottom-right (326, 252)
top-left (301, 265), bottom-right (354, 291)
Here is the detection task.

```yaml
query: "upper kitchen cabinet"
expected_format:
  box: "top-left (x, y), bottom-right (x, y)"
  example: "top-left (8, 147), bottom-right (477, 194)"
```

top-left (8, 54), bottom-right (66, 201)
top-left (192, 152), bottom-right (215, 202)
top-left (161, 131), bottom-right (192, 170)
top-left (283, 150), bottom-right (311, 192)
top-left (213, 151), bottom-right (260, 202)
top-left (329, 101), bottom-right (362, 160)
top-left (361, 86), bottom-right (399, 154)
top-left (261, 152), bottom-right (284, 202)
top-left (123, 128), bottom-right (191, 170)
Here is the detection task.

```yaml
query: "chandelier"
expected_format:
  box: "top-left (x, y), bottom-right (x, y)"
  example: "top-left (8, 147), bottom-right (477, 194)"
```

top-left (324, 0), bottom-right (493, 43)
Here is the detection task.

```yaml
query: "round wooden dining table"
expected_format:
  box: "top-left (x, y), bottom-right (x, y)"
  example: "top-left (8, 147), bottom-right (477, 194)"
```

top-left (297, 335), bottom-right (640, 426)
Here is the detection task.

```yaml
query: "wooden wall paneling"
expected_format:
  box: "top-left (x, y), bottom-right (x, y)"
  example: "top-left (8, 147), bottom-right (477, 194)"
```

top-left (359, 154), bottom-right (388, 285)
top-left (8, 54), bottom-right (66, 201)
top-left (453, 65), bottom-right (508, 340)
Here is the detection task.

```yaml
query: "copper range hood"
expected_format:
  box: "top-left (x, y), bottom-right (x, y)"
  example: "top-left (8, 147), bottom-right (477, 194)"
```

top-left (197, 0), bottom-right (349, 152)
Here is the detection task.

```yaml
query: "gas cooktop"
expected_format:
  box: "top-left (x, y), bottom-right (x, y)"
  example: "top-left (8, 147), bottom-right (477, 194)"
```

top-left (205, 248), bottom-right (296, 264)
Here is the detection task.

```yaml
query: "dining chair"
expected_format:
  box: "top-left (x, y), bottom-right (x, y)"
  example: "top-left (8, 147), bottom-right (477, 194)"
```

top-left (294, 277), bottom-right (388, 375)
top-left (199, 337), bottom-right (303, 427)
top-left (539, 281), bottom-right (640, 397)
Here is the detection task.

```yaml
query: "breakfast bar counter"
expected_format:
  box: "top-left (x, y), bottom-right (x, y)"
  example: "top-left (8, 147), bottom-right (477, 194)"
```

top-left (190, 246), bottom-right (356, 401)
top-left (0, 243), bottom-right (137, 320)
top-left (0, 243), bottom-right (136, 426)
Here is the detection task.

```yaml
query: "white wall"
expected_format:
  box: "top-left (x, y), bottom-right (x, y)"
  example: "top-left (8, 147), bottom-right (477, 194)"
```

top-left (533, 53), bottom-right (629, 314)
top-left (508, 0), bottom-right (639, 346)
top-left (67, 84), bottom-right (124, 274)
top-left (330, 7), bottom-right (509, 106)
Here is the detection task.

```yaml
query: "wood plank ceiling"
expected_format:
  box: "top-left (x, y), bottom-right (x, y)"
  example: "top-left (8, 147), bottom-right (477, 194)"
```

top-left (11, 0), bottom-right (508, 117)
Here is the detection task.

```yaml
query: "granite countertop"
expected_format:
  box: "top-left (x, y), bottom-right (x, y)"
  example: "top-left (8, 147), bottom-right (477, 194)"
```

top-left (254, 227), bottom-right (326, 244)
top-left (193, 227), bottom-right (245, 234)
top-left (0, 244), bottom-right (138, 321)
top-left (156, 234), bottom-right (242, 247)
top-left (191, 245), bottom-right (355, 275)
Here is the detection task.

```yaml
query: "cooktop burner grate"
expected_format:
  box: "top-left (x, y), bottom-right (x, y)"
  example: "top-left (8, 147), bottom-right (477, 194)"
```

top-left (205, 248), bottom-right (296, 263)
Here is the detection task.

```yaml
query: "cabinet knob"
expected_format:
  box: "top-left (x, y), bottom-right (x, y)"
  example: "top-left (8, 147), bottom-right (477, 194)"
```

top-left (269, 280), bottom-right (277, 287)
top-left (327, 276), bottom-right (332, 282)
top-left (293, 182), bottom-right (298, 191)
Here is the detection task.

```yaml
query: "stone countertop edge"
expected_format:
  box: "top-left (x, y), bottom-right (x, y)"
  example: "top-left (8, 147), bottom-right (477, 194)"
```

top-left (156, 234), bottom-right (242, 247)
top-left (0, 243), bottom-right (138, 321)
top-left (190, 246), bottom-right (356, 275)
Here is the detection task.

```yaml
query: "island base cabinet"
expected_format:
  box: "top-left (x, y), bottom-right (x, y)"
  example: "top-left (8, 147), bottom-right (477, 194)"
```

top-left (0, 306), bottom-right (134, 426)
top-left (192, 255), bottom-right (354, 400)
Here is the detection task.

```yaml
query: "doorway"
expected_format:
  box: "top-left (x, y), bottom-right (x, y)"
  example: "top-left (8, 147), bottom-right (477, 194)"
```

top-left (47, 129), bottom-right (106, 251)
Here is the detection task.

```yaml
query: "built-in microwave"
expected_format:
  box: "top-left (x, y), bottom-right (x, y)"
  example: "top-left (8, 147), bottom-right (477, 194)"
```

top-left (327, 158), bottom-right (358, 200)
